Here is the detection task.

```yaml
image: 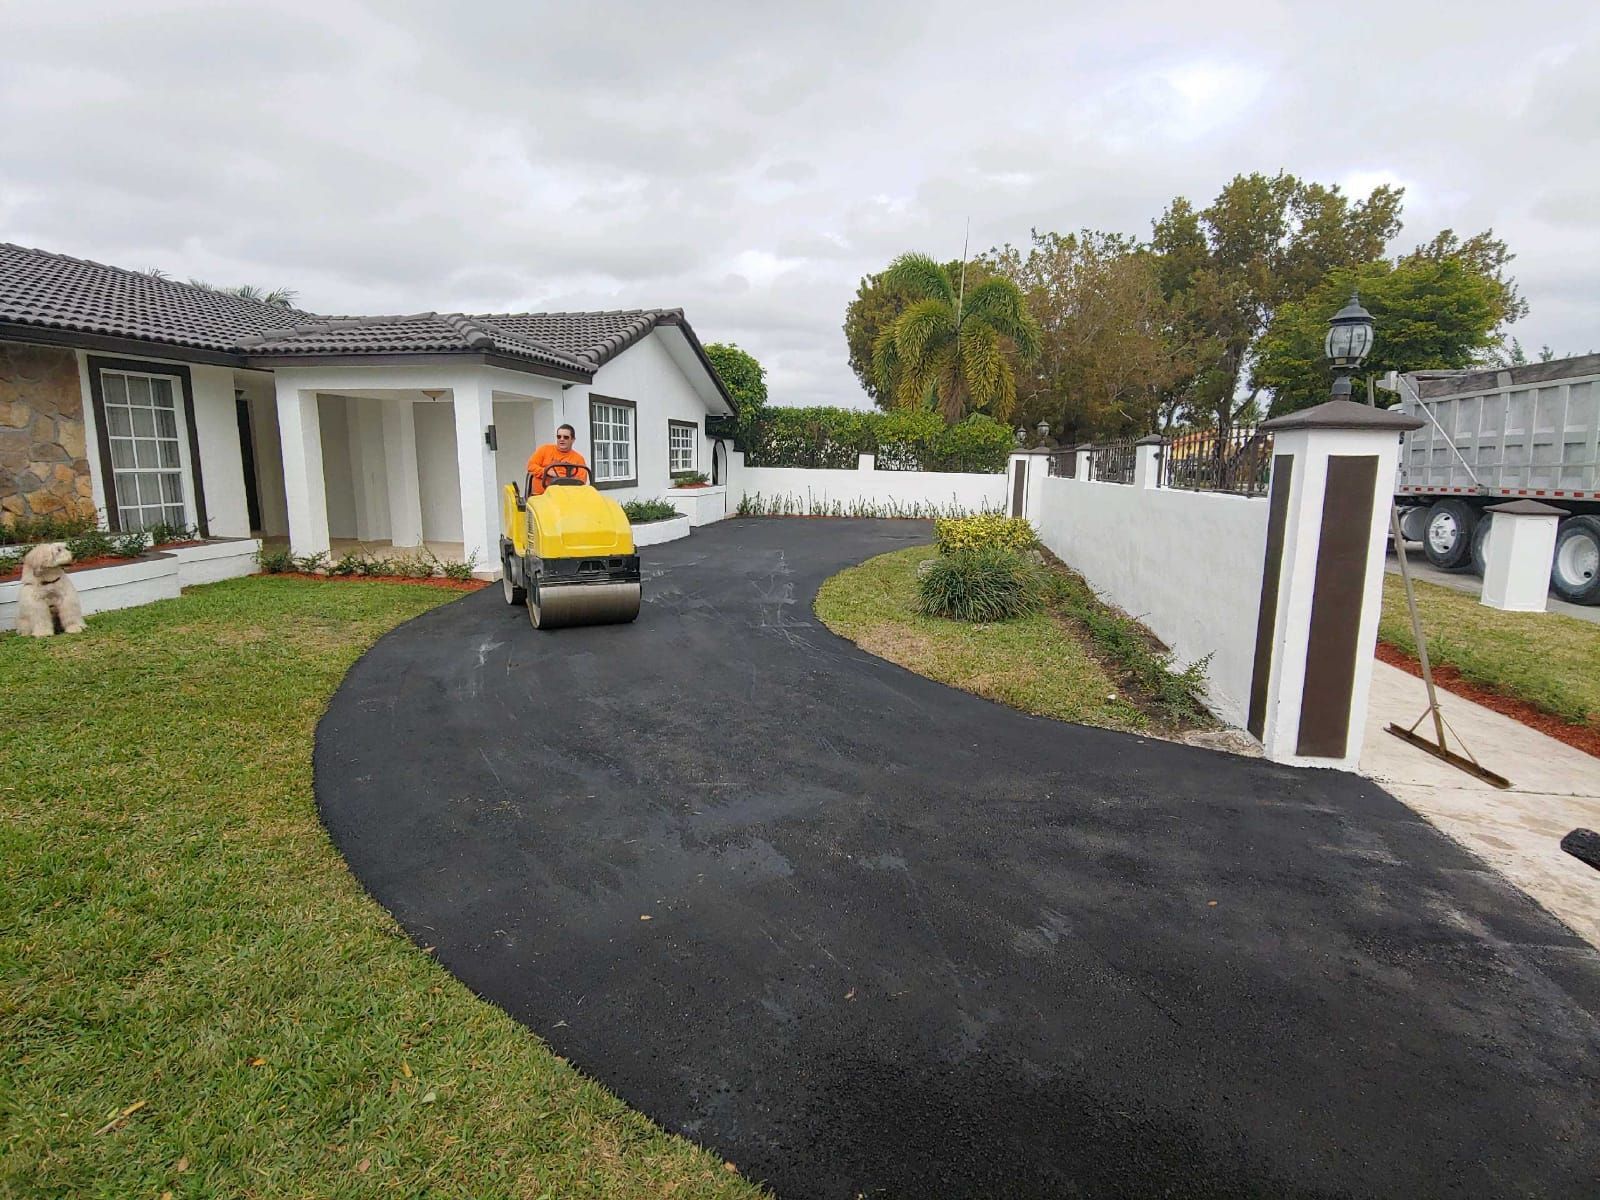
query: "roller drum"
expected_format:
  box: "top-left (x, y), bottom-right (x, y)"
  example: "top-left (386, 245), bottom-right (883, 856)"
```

top-left (530, 581), bottom-right (641, 629)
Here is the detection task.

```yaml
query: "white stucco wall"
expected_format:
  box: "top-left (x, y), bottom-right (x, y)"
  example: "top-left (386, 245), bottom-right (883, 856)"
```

top-left (317, 395), bottom-right (358, 539)
top-left (573, 330), bottom-right (722, 500)
top-left (731, 455), bottom-right (1007, 515)
top-left (188, 364), bottom-right (250, 537)
top-left (1033, 477), bottom-right (1269, 728)
top-left (413, 400), bottom-right (463, 542)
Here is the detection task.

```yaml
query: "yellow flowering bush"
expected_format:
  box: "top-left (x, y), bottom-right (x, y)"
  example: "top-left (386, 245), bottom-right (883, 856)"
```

top-left (933, 513), bottom-right (1039, 555)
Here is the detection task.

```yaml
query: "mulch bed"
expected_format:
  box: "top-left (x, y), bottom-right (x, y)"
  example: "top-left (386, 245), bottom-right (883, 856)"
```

top-left (273, 571), bottom-right (489, 592)
top-left (1, 553), bottom-right (153, 583)
top-left (1375, 640), bottom-right (1600, 760)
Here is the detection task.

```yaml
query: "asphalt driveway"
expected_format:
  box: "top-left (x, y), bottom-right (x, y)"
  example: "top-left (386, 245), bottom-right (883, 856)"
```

top-left (316, 518), bottom-right (1600, 1198)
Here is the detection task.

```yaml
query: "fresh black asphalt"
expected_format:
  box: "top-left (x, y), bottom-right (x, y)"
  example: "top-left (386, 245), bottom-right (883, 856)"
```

top-left (316, 518), bottom-right (1600, 1198)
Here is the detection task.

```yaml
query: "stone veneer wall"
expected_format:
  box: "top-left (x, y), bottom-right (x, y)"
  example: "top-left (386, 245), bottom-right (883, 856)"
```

top-left (0, 341), bottom-right (96, 527)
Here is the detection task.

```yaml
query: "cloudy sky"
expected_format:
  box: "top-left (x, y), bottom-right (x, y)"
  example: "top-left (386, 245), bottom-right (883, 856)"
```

top-left (3, 1), bottom-right (1595, 405)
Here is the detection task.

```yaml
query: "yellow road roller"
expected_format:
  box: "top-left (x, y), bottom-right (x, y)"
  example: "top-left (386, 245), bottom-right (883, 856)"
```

top-left (499, 463), bottom-right (641, 629)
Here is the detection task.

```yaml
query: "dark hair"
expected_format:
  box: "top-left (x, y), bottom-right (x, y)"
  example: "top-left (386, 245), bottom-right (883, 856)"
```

top-left (557, 423), bottom-right (576, 437)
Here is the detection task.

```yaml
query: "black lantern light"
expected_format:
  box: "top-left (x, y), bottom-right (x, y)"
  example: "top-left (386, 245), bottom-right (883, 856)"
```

top-left (1324, 292), bottom-right (1374, 398)
top-left (1036, 420), bottom-right (1051, 445)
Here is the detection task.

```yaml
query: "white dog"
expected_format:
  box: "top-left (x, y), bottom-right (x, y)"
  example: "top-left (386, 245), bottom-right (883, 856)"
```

top-left (15, 542), bottom-right (86, 637)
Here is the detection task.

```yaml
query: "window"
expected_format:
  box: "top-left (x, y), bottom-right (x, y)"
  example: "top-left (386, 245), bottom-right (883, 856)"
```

top-left (101, 370), bottom-right (187, 531)
top-left (668, 420), bottom-right (697, 474)
top-left (590, 397), bottom-right (636, 485)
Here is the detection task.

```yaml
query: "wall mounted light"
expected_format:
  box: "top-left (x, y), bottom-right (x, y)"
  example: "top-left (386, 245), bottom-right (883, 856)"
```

top-left (485, 424), bottom-right (498, 450)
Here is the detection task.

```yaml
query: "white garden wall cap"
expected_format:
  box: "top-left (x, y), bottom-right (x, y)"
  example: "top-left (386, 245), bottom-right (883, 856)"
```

top-left (1485, 499), bottom-right (1568, 516)
top-left (1072, 443), bottom-right (1096, 451)
top-left (1259, 399), bottom-right (1424, 432)
top-left (1134, 434), bottom-right (1167, 446)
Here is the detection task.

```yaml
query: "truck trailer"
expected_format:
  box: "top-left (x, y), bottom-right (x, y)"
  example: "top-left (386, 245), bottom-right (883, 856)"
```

top-left (1391, 352), bottom-right (1600, 605)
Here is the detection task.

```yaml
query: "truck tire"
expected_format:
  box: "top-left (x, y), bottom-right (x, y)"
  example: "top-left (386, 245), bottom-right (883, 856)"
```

top-left (1470, 514), bottom-right (1492, 577)
top-left (1551, 516), bottom-right (1600, 605)
top-left (1422, 499), bottom-right (1479, 571)
top-left (1398, 505), bottom-right (1430, 544)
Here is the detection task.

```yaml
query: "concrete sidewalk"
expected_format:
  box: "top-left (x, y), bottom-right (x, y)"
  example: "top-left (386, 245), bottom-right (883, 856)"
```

top-left (1361, 660), bottom-right (1600, 945)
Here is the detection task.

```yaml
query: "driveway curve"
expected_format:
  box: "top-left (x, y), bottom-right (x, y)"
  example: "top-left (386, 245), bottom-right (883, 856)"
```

top-left (316, 518), bottom-right (1600, 1199)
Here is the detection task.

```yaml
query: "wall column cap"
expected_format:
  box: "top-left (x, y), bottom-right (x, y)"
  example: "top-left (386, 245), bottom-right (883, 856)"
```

top-left (1260, 399), bottom-right (1423, 432)
top-left (1134, 433), bottom-right (1167, 446)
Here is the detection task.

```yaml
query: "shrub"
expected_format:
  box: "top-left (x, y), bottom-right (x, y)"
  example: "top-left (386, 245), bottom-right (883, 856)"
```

top-left (292, 550), bottom-right (330, 575)
top-left (740, 407), bottom-right (1013, 474)
top-left (0, 547), bottom-right (24, 574)
top-left (388, 553), bottom-right (434, 579)
top-left (328, 551), bottom-right (365, 577)
top-left (112, 531), bottom-right (150, 558)
top-left (255, 546), bottom-right (295, 574)
top-left (934, 513), bottom-right (1038, 555)
top-left (435, 551), bottom-right (478, 582)
top-left (916, 547), bottom-right (1043, 622)
top-left (670, 470), bottom-right (710, 486)
top-left (0, 512), bottom-right (100, 546)
top-left (622, 498), bottom-right (681, 524)
top-left (145, 520), bottom-right (197, 546)
top-left (355, 554), bottom-right (394, 577)
top-left (65, 529), bottom-right (115, 562)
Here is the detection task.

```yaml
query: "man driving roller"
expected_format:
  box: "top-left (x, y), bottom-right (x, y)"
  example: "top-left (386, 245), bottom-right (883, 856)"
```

top-left (525, 423), bottom-right (587, 495)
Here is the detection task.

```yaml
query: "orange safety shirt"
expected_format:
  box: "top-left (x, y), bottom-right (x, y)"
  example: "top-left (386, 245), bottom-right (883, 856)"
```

top-left (525, 444), bottom-right (588, 495)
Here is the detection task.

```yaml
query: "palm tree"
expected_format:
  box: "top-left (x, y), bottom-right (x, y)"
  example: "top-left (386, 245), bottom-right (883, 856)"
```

top-left (871, 252), bottom-right (1040, 423)
top-left (186, 279), bottom-right (299, 307)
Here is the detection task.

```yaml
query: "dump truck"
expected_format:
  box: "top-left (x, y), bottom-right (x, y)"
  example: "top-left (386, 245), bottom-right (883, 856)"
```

top-left (499, 462), bottom-right (641, 628)
top-left (1389, 352), bottom-right (1600, 604)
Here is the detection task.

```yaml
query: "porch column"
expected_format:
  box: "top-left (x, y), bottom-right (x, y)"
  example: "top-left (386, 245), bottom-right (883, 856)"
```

top-left (452, 375), bottom-right (500, 577)
top-left (1248, 400), bottom-right (1424, 769)
top-left (274, 381), bottom-right (329, 558)
top-left (382, 400), bottom-right (424, 548)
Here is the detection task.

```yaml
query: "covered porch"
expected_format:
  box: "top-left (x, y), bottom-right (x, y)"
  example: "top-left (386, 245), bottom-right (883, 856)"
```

top-left (267, 363), bottom-right (584, 578)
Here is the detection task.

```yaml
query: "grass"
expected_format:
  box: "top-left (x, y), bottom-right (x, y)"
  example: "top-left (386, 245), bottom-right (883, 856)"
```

top-left (1379, 573), bottom-right (1600, 729)
top-left (815, 545), bottom-right (1159, 732)
top-left (0, 576), bottom-right (765, 1199)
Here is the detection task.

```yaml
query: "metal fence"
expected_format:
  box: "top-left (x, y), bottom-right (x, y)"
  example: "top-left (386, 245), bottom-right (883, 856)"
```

top-left (1161, 426), bottom-right (1274, 497)
top-left (1046, 450), bottom-right (1076, 478)
top-left (1092, 441), bottom-right (1136, 485)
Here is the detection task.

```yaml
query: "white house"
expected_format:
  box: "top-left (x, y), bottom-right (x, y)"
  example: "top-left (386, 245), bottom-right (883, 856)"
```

top-left (0, 243), bottom-right (737, 575)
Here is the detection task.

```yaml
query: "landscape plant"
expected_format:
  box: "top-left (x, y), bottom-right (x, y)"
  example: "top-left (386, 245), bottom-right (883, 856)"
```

top-left (917, 547), bottom-right (1044, 622)
top-left (622, 498), bottom-right (682, 524)
top-left (872, 252), bottom-right (1041, 423)
top-left (933, 514), bottom-right (1039, 555)
top-left (736, 491), bottom-right (994, 519)
top-left (255, 546), bottom-right (294, 574)
top-left (740, 406), bottom-right (1013, 473)
top-left (0, 512), bottom-right (100, 545)
top-left (670, 471), bottom-right (710, 486)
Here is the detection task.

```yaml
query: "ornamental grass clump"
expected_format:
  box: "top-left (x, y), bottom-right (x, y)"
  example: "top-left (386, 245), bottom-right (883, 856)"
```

top-left (934, 513), bottom-right (1038, 555)
top-left (622, 498), bottom-right (681, 523)
top-left (916, 546), bottom-right (1043, 622)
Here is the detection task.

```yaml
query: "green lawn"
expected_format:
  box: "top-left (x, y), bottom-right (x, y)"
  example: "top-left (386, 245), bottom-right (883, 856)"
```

top-left (1379, 573), bottom-right (1600, 729)
top-left (1, 577), bottom-right (764, 1199)
top-left (815, 545), bottom-right (1156, 731)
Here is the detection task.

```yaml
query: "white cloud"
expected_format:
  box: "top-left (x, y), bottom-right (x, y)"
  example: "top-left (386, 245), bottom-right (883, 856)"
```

top-left (2, 0), bottom-right (1598, 402)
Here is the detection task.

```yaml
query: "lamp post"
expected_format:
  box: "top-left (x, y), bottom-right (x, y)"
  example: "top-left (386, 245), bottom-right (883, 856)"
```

top-left (1036, 421), bottom-right (1051, 446)
top-left (1324, 292), bottom-right (1375, 400)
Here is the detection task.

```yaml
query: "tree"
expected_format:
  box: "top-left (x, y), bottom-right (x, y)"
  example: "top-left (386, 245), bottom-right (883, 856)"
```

top-left (1152, 172), bottom-right (1403, 433)
top-left (870, 253), bottom-right (1040, 424)
top-left (844, 259), bottom-right (974, 408)
top-left (981, 229), bottom-right (1186, 443)
top-left (1254, 239), bottom-right (1525, 414)
top-left (702, 342), bottom-right (768, 424)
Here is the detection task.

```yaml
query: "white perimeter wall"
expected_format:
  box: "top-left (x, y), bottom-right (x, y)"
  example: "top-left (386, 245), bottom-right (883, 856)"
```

top-left (1034, 477), bottom-right (1269, 728)
top-left (732, 457), bottom-right (1007, 514)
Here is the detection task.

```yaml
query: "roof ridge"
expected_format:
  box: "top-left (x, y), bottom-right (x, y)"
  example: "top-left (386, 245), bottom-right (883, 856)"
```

top-left (463, 313), bottom-right (595, 369)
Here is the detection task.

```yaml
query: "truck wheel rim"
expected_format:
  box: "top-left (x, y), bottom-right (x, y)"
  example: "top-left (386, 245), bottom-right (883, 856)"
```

top-left (1557, 533), bottom-right (1598, 586)
top-left (1427, 512), bottom-right (1458, 555)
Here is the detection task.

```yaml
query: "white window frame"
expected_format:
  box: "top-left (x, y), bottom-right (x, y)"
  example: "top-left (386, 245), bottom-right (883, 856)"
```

top-left (589, 396), bottom-right (637, 487)
top-left (668, 419), bottom-right (698, 475)
top-left (98, 367), bottom-right (196, 532)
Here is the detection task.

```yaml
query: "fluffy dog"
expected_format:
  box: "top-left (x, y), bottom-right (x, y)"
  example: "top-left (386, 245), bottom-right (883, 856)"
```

top-left (15, 542), bottom-right (86, 637)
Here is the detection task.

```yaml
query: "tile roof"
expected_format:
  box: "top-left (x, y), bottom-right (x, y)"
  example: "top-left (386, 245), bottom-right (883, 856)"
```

top-left (0, 241), bottom-right (311, 353)
top-left (0, 243), bottom-right (713, 382)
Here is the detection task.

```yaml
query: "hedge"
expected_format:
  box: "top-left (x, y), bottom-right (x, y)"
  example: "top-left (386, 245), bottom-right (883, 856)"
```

top-left (740, 408), bottom-right (1013, 474)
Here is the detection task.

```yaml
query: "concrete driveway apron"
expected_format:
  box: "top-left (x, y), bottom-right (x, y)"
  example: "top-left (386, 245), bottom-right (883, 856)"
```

top-left (316, 518), bottom-right (1600, 1199)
